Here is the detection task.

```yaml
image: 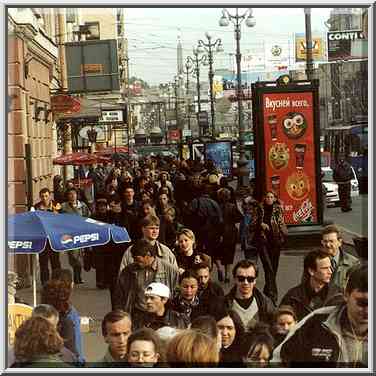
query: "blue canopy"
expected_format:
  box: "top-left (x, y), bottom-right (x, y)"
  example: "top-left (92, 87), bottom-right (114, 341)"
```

top-left (8, 210), bottom-right (131, 254)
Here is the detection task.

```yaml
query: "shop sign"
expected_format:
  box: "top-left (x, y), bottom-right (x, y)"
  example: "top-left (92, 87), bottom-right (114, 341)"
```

top-left (51, 94), bottom-right (81, 114)
top-left (99, 110), bottom-right (123, 123)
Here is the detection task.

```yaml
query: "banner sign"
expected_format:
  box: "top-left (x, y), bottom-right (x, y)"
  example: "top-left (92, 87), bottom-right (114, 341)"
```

top-left (295, 33), bottom-right (325, 62)
top-left (252, 80), bottom-right (323, 226)
top-left (205, 141), bottom-right (233, 177)
top-left (327, 30), bottom-right (366, 61)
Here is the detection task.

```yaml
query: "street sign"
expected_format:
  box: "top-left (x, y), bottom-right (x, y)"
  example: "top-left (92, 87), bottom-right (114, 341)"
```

top-left (182, 129), bottom-right (192, 137)
top-left (197, 111), bottom-right (209, 128)
top-left (99, 110), bottom-right (123, 123)
top-left (51, 94), bottom-right (81, 114)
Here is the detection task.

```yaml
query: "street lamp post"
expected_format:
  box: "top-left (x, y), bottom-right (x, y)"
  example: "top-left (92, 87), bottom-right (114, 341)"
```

top-left (183, 59), bottom-right (195, 130)
top-left (220, 7), bottom-right (256, 190)
top-left (197, 32), bottom-right (223, 137)
top-left (187, 48), bottom-right (207, 136)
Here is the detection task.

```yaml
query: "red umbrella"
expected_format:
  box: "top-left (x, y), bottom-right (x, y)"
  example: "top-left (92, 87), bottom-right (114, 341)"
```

top-left (53, 152), bottom-right (111, 166)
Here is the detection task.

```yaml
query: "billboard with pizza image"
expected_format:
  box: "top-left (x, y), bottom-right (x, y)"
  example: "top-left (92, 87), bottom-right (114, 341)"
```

top-left (252, 80), bottom-right (323, 226)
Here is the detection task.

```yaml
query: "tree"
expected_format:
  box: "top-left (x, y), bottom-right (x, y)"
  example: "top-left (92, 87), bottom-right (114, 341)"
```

top-left (129, 77), bottom-right (150, 89)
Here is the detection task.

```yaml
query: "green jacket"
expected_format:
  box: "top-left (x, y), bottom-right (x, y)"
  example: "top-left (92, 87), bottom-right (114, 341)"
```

top-left (13, 354), bottom-right (71, 368)
top-left (331, 249), bottom-right (360, 291)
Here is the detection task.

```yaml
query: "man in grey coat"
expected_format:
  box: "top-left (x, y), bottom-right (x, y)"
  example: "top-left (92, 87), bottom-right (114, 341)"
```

top-left (113, 239), bottom-right (179, 324)
top-left (320, 224), bottom-right (360, 291)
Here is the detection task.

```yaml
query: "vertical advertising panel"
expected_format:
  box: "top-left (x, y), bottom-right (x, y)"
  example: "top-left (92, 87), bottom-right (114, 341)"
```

top-left (260, 90), bottom-right (319, 225)
top-left (205, 142), bottom-right (233, 177)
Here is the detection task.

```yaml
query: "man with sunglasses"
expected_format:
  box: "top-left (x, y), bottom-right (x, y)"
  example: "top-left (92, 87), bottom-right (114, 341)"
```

top-left (225, 260), bottom-right (276, 331)
top-left (272, 264), bottom-right (368, 367)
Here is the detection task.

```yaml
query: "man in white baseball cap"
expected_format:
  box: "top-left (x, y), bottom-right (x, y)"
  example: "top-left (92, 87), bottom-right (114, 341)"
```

top-left (133, 282), bottom-right (188, 331)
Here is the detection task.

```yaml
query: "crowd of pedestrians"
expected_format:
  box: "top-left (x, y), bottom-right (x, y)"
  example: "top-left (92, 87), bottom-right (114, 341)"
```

top-left (10, 155), bottom-right (367, 368)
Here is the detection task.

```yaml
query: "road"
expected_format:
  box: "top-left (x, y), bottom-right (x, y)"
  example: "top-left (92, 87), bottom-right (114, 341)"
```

top-left (324, 194), bottom-right (368, 237)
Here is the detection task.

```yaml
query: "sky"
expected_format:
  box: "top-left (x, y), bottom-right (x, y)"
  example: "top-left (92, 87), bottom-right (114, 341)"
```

top-left (123, 7), bottom-right (333, 85)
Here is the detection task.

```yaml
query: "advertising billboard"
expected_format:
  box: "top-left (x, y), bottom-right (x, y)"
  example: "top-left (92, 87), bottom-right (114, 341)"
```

top-left (327, 30), bottom-right (367, 61)
top-left (295, 33), bottom-right (325, 62)
top-left (65, 39), bottom-right (120, 93)
top-left (205, 142), bottom-right (233, 177)
top-left (252, 80), bottom-right (323, 226)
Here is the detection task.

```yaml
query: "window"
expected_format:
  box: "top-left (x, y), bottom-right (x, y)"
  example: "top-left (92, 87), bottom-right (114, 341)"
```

top-left (84, 22), bottom-right (100, 40)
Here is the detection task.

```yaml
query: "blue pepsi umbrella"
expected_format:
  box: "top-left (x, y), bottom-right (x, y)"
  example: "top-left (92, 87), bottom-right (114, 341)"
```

top-left (8, 210), bottom-right (131, 254)
top-left (8, 210), bottom-right (131, 306)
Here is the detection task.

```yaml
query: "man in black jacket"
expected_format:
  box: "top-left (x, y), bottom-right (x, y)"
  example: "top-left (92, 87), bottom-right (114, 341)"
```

top-left (280, 250), bottom-right (344, 321)
top-left (225, 259), bottom-right (276, 331)
top-left (133, 282), bottom-right (188, 330)
top-left (192, 262), bottom-right (224, 310)
top-left (333, 153), bottom-right (354, 212)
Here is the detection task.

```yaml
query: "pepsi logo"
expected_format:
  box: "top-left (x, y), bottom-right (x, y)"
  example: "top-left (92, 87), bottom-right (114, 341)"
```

top-left (61, 234), bottom-right (73, 245)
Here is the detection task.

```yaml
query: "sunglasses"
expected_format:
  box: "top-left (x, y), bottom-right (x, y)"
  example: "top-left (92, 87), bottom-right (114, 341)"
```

top-left (236, 276), bottom-right (256, 283)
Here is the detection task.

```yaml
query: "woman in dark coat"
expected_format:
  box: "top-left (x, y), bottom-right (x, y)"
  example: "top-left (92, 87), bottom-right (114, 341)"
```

top-left (215, 308), bottom-right (245, 367)
top-left (217, 188), bottom-right (243, 283)
top-left (256, 191), bottom-right (288, 306)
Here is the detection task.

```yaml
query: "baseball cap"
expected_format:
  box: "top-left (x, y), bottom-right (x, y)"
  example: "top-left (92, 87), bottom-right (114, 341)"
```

top-left (144, 282), bottom-right (170, 299)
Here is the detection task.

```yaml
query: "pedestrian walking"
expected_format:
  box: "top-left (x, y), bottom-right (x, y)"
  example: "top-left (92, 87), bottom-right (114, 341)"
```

top-left (12, 317), bottom-right (71, 368)
top-left (272, 264), bottom-right (368, 367)
top-left (256, 191), bottom-right (288, 305)
top-left (96, 310), bottom-right (132, 366)
top-left (113, 239), bottom-right (179, 321)
top-left (41, 278), bottom-right (85, 365)
top-left (280, 250), bottom-right (344, 321)
top-left (225, 260), bottom-right (276, 331)
top-left (240, 323), bottom-right (274, 367)
top-left (167, 329), bottom-right (220, 367)
top-left (320, 224), bottom-right (360, 291)
top-left (333, 153), bottom-right (354, 212)
top-left (217, 188), bottom-right (243, 283)
top-left (60, 188), bottom-right (91, 284)
top-left (133, 282), bottom-right (188, 330)
top-left (215, 309), bottom-right (245, 366)
top-left (127, 328), bottom-right (165, 367)
top-left (31, 188), bottom-right (62, 286)
top-left (239, 196), bottom-right (259, 264)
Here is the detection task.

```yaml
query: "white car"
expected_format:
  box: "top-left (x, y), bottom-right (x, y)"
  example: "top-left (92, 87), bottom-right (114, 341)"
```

top-left (322, 166), bottom-right (359, 207)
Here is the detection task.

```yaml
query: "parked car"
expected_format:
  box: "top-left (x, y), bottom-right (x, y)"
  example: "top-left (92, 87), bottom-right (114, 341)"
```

top-left (321, 166), bottom-right (359, 207)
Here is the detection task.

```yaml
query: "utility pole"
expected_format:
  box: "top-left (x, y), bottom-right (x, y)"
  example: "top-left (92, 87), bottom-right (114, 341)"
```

top-left (57, 8), bottom-right (72, 182)
top-left (304, 8), bottom-right (314, 80)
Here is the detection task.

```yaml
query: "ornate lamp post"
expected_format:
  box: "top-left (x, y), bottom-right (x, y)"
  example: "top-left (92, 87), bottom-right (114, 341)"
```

top-left (186, 48), bottom-right (207, 136)
top-left (183, 58), bottom-right (195, 130)
top-left (197, 32), bottom-right (223, 137)
top-left (219, 8), bottom-right (256, 189)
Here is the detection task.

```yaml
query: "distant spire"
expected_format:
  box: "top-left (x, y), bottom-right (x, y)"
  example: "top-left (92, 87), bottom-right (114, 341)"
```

top-left (177, 30), bottom-right (183, 77)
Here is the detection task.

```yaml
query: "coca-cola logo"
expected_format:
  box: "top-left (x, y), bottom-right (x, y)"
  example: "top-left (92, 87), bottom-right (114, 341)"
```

top-left (293, 198), bottom-right (313, 223)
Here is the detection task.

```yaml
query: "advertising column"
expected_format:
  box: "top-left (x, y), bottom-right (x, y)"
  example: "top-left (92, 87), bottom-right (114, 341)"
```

top-left (252, 80), bottom-right (323, 226)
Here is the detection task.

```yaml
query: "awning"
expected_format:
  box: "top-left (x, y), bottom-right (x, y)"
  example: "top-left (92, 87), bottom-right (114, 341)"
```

top-left (54, 98), bottom-right (102, 122)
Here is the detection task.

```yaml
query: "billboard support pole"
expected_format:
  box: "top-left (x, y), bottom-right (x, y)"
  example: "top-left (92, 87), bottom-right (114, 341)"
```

top-left (304, 8), bottom-right (314, 80)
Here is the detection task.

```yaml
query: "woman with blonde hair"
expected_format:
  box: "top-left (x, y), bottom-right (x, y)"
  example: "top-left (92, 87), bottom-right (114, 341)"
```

top-left (166, 329), bottom-right (219, 367)
top-left (174, 229), bottom-right (198, 274)
top-left (13, 317), bottom-right (70, 367)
